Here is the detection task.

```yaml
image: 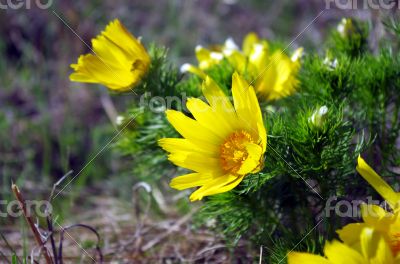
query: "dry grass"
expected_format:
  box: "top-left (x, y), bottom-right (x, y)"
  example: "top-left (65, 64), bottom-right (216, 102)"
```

top-left (1, 186), bottom-right (257, 263)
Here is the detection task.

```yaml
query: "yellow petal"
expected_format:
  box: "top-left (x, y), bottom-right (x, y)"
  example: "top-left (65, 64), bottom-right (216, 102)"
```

top-left (374, 237), bottom-right (394, 264)
top-left (158, 138), bottom-right (216, 156)
top-left (360, 204), bottom-right (394, 227)
top-left (249, 43), bottom-right (269, 71)
top-left (246, 78), bottom-right (267, 151)
top-left (92, 35), bottom-right (131, 68)
top-left (195, 45), bottom-right (211, 61)
top-left (102, 19), bottom-right (149, 60)
top-left (357, 156), bottom-right (400, 210)
top-left (242, 32), bottom-right (261, 56)
top-left (189, 174), bottom-right (242, 201)
top-left (170, 173), bottom-right (214, 190)
top-left (70, 54), bottom-right (135, 90)
top-left (168, 152), bottom-right (221, 174)
top-left (337, 223), bottom-right (366, 247)
top-left (257, 121), bottom-right (267, 152)
top-left (186, 98), bottom-right (234, 139)
top-left (180, 64), bottom-right (207, 79)
top-left (231, 72), bottom-right (267, 149)
top-left (287, 252), bottom-right (331, 264)
top-left (165, 110), bottom-right (223, 146)
top-left (237, 143), bottom-right (263, 174)
top-left (224, 49), bottom-right (247, 73)
top-left (201, 77), bottom-right (239, 129)
top-left (231, 72), bottom-right (255, 131)
top-left (324, 240), bottom-right (365, 264)
top-left (360, 227), bottom-right (380, 259)
top-left (198, 175), bottom-right (245, 198)
top-left (254, 59), bottom-right (278, 100)
top-left (360, 227), bottom-right (394, 263)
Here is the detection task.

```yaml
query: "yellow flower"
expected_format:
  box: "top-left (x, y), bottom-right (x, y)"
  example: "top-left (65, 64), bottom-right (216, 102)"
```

top-left (226, 32), bottom-right (303, 101)
top-left (336, 156), bottom-right (400, 257)
top-left (182, 33), bottom-right (302, 101)
top-left (288, 227), bottom-right (400, 264)
top-left (158, 73), bottom-right (267, 201)
top-left (289, 157), bottom-right (400, 263)
top-left (356, 156), bottom-right (400, 210)
top-left (337, 205), bottom-right (400, 258)
top-left (70, 19), bottom-right (151, 92)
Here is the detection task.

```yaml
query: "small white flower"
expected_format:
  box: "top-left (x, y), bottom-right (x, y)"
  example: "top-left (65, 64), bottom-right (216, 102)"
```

top-left (252, 44), bottom-right (266, 58)
top-left (224, 37), bottom-right (239, 51)
top-left (116, 115), bottom-right (125, 126)
top-left (337, 24), bottom-right (345, 37)
top-left (195, 45), bottom-right (203, 52)
top-left (323, 57), bottom-right (338, 70)
top-left (210, 52), bottom-right (224, 61)
top-left (180, 63), bottom-right (192, 73)
top-left (291, 48), bottom-right (304, 62)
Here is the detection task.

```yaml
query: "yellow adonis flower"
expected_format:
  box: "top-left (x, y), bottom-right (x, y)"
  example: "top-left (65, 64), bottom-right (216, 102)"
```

top-left (288, 227), bottom-right (400, 264)
top-left (158, 72), bottom-right (267, 202)
top-left (70, 19), bottom-right (151, 92)
top-left (336, 156), bottom-right (400, 257)
top-left (181, 33), bottom-right (303, 101)
top-left (288, 157), bottom-right (400, 263)
top-left (233, 33), bottom-right (303, 101)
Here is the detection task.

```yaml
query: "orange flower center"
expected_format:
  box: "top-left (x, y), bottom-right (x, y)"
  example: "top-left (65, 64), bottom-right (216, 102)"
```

top-left (220, 130), bottom-right (255, 174)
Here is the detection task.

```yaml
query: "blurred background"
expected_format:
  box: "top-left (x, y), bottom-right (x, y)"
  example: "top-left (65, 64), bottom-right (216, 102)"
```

top-left (0, 0), bottom-right (391, 261)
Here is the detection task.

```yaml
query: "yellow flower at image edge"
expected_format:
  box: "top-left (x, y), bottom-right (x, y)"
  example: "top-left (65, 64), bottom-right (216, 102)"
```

top-left (70, 19), bottom-right (151, 92)
top-left (288, 228), bottom-right (400, 264)
top-left (289, 156), bottom-right (400, 263)
top-left (158, 73), bottom-right (267, 201)
top-left (356, 155), bottom-right (400, 210)
top-left (336, 156), bottom-right (400, 258)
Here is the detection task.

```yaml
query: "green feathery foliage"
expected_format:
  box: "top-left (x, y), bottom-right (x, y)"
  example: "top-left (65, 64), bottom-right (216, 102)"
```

top-left (114, 18), bottom-right (400, 261)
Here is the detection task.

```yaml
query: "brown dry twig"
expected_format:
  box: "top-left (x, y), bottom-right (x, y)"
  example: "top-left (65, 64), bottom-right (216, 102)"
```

top-left (12, 183), bottom-right (53, 264)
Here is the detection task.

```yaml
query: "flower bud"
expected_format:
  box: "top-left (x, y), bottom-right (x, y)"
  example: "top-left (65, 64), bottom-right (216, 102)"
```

top-left (309, 106), bottom-right (328, 128)
top-left (337, 18), bottom-right (356, 38)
